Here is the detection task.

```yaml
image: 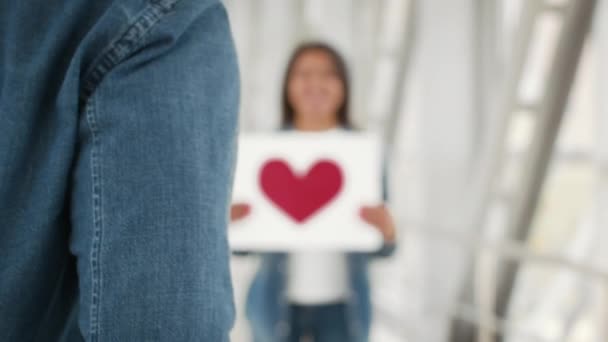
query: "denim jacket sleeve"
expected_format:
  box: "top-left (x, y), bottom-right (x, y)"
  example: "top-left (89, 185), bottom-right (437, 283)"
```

top-left (232, 250), bottom-right (254, 256)
top-left (368, 241), bottom-right (397, 258)
top-left (368, 154), bottom-right (397, 258)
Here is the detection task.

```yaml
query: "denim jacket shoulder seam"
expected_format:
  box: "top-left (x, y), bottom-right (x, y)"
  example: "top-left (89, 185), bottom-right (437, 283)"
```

top-left (78, 0), bottom-right (183, 109)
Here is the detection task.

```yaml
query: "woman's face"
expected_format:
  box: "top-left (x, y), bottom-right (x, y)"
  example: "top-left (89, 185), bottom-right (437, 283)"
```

top-left (287, 49), bottom-right (345, 127)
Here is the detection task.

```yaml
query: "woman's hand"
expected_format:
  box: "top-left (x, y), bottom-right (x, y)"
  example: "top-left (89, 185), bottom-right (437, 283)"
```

top-left (360, 205), bottom-right (396, 243)
top-left (230, 203), bottom-right (251, 222)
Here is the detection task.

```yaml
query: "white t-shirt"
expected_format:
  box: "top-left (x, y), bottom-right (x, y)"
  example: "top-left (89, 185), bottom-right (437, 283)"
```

top-left (286, 127), bottom-right (350, 305)
top-left (286, 251), bottom-right (349, 304)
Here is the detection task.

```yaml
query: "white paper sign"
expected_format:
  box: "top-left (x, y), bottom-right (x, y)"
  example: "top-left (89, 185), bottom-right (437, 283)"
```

top-left (229, 131), bottom-right (383, 252)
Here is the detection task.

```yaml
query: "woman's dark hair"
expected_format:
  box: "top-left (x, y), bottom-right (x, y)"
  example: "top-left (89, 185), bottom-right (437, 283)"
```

top-left (281, 42), bottom-right (352, 128)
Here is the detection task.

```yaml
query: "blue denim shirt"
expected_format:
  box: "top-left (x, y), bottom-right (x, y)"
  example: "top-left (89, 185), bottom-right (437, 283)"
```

top-left (243, 127), bottom-right (396, 342)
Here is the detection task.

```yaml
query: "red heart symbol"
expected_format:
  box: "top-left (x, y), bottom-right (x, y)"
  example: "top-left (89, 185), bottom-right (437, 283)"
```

top-left (259, 159), bottom-right (343, 223)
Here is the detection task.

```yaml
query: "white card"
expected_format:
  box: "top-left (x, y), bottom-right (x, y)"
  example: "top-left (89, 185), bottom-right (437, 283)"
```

top-left (229, 131), bottom-right (383, 252)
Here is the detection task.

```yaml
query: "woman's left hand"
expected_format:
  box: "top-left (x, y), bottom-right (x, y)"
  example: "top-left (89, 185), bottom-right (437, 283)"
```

top-left (360, 205), bottom-right (396, 243)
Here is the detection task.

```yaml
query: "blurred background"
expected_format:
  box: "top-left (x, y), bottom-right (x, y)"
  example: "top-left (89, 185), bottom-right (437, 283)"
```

top-left (222, 0), bottom-right (605, 341)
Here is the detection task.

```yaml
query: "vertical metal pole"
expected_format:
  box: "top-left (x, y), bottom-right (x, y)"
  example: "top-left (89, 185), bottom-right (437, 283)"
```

top-left (449, 0), bottom-right (541, 339)
top-left (383, 0), bottom-right (417, 155)
top-left (591, 0), bottom-right (607, 340)
top-left (492, 1), bottom-right (597, 341)
top-left (416, 0), bottom-right (477, 340)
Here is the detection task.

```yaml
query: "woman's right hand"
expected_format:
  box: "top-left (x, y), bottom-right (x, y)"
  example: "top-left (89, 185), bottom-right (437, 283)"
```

top-left (230, 203), bottom-right (251, 222)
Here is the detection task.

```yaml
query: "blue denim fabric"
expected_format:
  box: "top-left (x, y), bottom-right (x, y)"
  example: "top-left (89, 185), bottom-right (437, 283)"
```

top-left (288, 303), bottom-right (350, 342)
top-left (245, 249), bottom-right (395, 342)
top-left (1, 0), bottom-right (239, 341)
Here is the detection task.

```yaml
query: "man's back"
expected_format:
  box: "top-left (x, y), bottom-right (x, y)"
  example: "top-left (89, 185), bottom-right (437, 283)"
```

top-left (0, 1), bottom-right (239, 340)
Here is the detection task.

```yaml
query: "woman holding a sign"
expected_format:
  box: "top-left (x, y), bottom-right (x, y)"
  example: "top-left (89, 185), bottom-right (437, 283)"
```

top-left (231, 42), bottom-right (397, 342)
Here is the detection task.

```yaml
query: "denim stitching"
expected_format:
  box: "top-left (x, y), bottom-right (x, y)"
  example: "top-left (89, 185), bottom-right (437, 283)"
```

top-left (79, 0), bottom-right (182, 110)
top-left (84, 93), bottom-right (103, 342)
top-left (81, 1), bottom-right (182, 340)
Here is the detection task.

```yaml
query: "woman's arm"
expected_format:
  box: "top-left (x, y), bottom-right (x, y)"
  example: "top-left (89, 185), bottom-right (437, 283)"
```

top-left (230, 203), bottom-right (255, 256)
top-left (360, 205), bottom-right (398, 258)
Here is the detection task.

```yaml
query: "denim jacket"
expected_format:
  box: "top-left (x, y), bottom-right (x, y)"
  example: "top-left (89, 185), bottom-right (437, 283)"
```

top-left (245, 245), bottom-right (395, 342)
top-left (1, 0), bottom-right (239, 340)
top-left (243, 127), bottom-right (396, 342)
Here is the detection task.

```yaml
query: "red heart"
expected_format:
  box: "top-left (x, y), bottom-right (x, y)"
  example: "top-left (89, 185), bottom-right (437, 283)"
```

top-left (259, 159), bottom-right (343, 223)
